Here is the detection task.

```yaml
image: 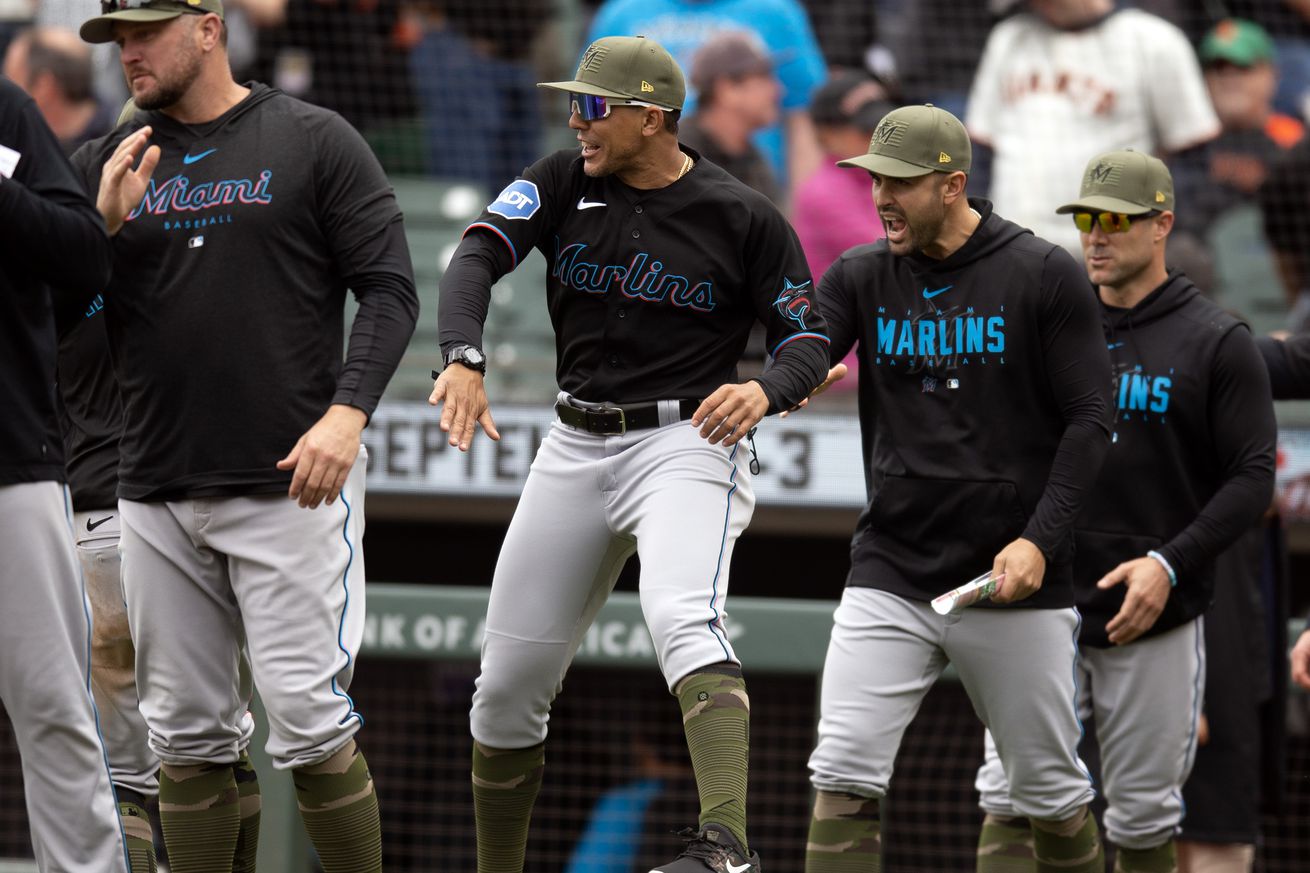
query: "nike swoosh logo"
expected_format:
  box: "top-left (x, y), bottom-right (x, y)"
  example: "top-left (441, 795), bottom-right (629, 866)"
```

top-left (576, 197), bottom-right (606, 210)
top-left (86, 516), bottom-right (113, 531)
top-left (183, 148), bottom-right (217, 165)
top-left (922, 284), bottom-right (953, 300)
top-left (726, 862), bottom-right (752, 873)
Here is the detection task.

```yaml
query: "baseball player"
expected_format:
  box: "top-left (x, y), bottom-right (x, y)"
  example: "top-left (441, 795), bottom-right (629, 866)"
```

top-left (800, 105), bottom-right (1112, 873)
top-left (71, 1), bottom-right (420, 871)
top-left (0, 76), bottom-right (128, 873)
top-left (430, 35), bottom-right (829, 873)
top-left (973, 151), bottom-right (1277, 873)
top-left (41, 95), bottom-right (163, 873)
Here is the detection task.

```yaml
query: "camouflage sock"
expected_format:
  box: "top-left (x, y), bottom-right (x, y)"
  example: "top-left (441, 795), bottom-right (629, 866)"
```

top-left (1031, 806), bottom-right (1104, 873)
top-left (159, 762), bottom-right (239, 873)
top-left (676, 670), bottom-right (751, 853)
top-left (977, 814), bottom-right (1036, 872)
top-left (293, 740), bottom-right (381, 873)
top-left (805, 790), bottom-right (881, 873)
top-left (116, 788), bottom-right (156, 873)
top-left (1115, 841), bottom-right (1177, 873)
top-left (231, 751), bottom-right (261, 873)
top-left (472, 741), bottom-right (545, 873)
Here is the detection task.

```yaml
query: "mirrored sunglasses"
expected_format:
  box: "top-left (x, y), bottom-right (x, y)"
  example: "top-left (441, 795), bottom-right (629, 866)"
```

top-left (569, 93), bottom-right (659, 121)
top-left (1072, 210), bottom-right (1161, 234)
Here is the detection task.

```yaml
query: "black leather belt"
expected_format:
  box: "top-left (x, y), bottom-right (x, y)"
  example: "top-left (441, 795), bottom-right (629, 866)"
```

top-left (555, 399), bottom-right (699, 435)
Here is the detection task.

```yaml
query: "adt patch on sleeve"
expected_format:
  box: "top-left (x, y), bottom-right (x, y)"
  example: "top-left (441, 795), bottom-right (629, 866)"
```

top-left (487, 179), bottom-right (541, 221)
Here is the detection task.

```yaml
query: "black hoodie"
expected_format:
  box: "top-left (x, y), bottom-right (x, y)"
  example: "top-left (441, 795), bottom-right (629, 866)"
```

top-left (819, 199), bottom-right (1111, 608)
top-left (70, 84), bottom-right (418, 501)
top-left (1075, 271), bottom-right (1276, 647)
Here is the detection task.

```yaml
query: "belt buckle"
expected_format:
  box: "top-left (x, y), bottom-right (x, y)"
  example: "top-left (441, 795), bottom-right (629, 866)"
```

top-left (586, 405), bottom-right (626, 436)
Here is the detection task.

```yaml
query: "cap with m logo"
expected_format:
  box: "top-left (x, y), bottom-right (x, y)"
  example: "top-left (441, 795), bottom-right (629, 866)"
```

top-left (539, 35), bottom-right (685, 111)
top-left (836, 104), bottom-right (972, 177)
top-left (1055, 149), bottom-right (1175, 215)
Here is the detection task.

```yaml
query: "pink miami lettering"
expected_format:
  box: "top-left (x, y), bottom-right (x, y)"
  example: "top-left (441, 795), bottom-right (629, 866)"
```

top-left (126, 170), bottom-right (273, 221)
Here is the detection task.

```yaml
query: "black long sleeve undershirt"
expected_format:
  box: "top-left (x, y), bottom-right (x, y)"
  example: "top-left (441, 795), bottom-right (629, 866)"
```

top-left (1158, 329), bottom-right (1277, 582)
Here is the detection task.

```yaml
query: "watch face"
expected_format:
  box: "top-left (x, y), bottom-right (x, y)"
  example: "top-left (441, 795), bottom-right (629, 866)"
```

top-left (465, 348), bottom-right (485, 365)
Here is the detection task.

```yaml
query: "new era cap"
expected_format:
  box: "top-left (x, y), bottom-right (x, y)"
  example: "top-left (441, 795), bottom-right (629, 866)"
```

top-left (81, 0), bottom-right (224, 44)
top-left (837, 104), bottom-right (971, 177)
top-left (539, 35), bottom-right (685, 112)
top-left (1055, 149), bottom-right (1174, 215)
top-left (1199, 18), bottom-right (1275, 68)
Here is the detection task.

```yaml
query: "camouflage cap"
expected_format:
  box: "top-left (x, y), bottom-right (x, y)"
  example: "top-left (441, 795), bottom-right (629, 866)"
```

top-left (539, 35), bottom-right (685, 112)
top-left (81, 0), bottom-right (224, 44)
top-left (1055, 149), bottom-right (1174, 215)
top-left (837, 104), bottom-right (971, 177)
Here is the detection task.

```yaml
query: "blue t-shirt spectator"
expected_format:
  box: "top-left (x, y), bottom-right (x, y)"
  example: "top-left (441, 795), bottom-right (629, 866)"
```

top-left (586, 0), bottom-right (825, 180)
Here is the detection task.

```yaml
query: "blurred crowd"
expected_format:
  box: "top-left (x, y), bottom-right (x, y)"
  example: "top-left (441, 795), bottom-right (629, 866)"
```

top-left (11, 1), bottom-right (1310, 334)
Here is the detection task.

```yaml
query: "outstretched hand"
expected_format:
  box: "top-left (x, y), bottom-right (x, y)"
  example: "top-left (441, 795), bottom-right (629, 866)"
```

top-left (429, 365), bottom-right (499, 451)
top-left (97, 126), bottom-right (160, 235)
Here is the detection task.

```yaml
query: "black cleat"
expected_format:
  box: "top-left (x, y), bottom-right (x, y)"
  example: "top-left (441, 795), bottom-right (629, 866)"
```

top-left (649, 823), bottom-right (761, 873)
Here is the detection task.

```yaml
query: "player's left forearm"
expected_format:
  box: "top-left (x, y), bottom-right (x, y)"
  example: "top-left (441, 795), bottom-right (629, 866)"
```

top-left (755, 338), bottom-right (830, 414)
top-left (335, 270), bottom-right (419, 421)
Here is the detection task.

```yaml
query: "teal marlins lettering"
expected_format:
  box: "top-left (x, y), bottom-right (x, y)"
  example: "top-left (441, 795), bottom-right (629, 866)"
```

top-left (126, 170), bottom-right (273, 221)
top-left (876, 310), bottom-right (1005, 356)
top-left (552, 239), bottom-right (716, 312)
top-left (1116, 371), bottom-right (1171, 413)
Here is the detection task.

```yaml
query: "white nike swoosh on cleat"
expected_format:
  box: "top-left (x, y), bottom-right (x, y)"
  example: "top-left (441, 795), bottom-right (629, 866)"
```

top-left (577, 197), bottom-right (606, 210)
top-left (726, 863), bottom-right (752, 873)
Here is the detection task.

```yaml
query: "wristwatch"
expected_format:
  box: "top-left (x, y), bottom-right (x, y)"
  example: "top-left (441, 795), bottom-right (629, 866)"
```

top-left (442, 344), bottom-right (487, 374)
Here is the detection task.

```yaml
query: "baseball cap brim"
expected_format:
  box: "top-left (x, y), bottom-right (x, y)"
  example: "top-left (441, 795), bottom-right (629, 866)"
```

top-left (1055, 194), bottom-right (1159, 214)
top-left (81, 8), bottom-right (186, 43)
top-left (538, 79), bottom-right (682, 110)
top-left (836, 152), bottom-right (934, 178)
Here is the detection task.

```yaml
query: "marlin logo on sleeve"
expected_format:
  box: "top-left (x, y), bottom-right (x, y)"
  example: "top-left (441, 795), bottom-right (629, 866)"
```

top-left (488, 179), bottom-right (541, 221)
top-left (773, 278), bottom-right (813, 330)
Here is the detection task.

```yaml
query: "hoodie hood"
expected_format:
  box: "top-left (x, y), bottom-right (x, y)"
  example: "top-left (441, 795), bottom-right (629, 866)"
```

top-left (903, 198), bottom-right (1033, 274)
top-left (1101, 269), bottom-right (1198, 331)
top-left (140, 82), bottom-right (281, 139)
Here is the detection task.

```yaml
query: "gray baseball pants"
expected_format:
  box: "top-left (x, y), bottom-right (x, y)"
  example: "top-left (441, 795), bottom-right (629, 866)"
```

top-left (72, 509), bottom-right (158, 797)
top-left (471, 411), bottom-right (754, 750)
top-left (0, 481), bottom-right (127, 873)
top-left (118, 446), bottom-right (368, 770)
top-left (977, 617), bottom-right (1205, 848)
top-left (809, 587), bottom-right (1095, 821)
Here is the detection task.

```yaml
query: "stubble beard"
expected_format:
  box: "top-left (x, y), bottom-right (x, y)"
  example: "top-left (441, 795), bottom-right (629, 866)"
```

top-left (133, 39), bottom-right (203, 111)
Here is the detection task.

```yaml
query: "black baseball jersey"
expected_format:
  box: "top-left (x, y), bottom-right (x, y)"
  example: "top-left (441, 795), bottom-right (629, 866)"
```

top-left (820, 200), bottom-right (1112, 608)
top-left (439, 147), bottom-right (829, 411)
top-left (0, 78), bottom-right (112, 487)
top-left (1075, 272), bottom-right (1275, 647)
top-left (71, 84), bottom-right (419, 501)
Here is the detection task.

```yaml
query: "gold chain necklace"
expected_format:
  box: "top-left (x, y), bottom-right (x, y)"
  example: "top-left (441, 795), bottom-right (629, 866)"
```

top-left (676, 153), bottom-right (693, 180)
